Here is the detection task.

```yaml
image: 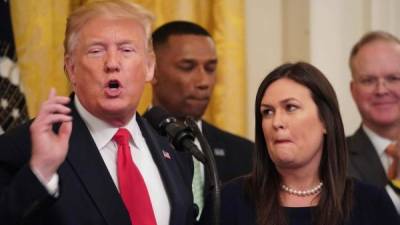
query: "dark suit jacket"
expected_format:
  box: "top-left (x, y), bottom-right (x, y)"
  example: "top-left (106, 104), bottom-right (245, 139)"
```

top-left (0, 98), bottom-right (194, 225)
top-left (346, 126), bottom-right (388, 188)
top-left (201, 121), bottom-right (253, 184)
top-left (199, 178), bottom-right (400, 225)
top-left (142, 110), bottom-right (254, 184)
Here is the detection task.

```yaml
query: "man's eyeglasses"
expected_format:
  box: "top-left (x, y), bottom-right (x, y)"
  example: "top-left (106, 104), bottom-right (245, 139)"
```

top-left (354, 74), bottom-right (400, 91)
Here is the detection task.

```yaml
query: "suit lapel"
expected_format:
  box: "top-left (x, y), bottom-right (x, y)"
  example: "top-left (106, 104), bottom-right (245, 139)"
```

top-left (202, 121), bottom-right (228, 158)
top-left (349, 127), bottom-right (387, 186)
top-left (201, 121), bottom-right (225, 195)
top-left (202, 121), bottom-right (215, 148)
top-left (66, 102), bottom-right (131, 225)
top-left (201, 122), bottom-right (213, 190)
top-left (202, 121), bottom-right (223, 158)
top-left (137, 115), bottom-right (188, 225)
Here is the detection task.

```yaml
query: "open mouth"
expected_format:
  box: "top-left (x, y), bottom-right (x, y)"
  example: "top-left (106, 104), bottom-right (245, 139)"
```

top-left (104, 79), bottom-right (122, 97)
top-left (108, 80), bottom-right (120, 89)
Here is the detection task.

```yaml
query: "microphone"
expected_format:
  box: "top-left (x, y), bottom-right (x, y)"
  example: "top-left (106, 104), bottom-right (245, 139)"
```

top-left (145, 106), bottom-right (206, 163)
top-left (146, 106), bottom-right (220, 225)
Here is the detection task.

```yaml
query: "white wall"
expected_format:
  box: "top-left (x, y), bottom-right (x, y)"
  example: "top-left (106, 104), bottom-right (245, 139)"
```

top-left (245, 0), bottom-right (400, 140)
top-left (309, 0), bottom-right (365, 137)
top-left (245, 0), bottom-right (282, 139)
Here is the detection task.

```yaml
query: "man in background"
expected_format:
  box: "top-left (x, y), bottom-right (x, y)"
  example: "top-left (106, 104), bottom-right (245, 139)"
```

top-left (0, 1), bottom-right (193, 224)
top-left (347, 30), bottom-right (400, 213)
top-left (145, 21), bottom-right (254, 216)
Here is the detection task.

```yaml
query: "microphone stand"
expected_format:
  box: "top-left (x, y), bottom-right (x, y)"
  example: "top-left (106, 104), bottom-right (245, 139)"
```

top-left (185, 118), bottom-right (220, 225)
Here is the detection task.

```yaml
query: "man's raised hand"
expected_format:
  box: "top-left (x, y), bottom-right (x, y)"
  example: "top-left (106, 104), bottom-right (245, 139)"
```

top-left (29, 89), bottom-right (72, 182)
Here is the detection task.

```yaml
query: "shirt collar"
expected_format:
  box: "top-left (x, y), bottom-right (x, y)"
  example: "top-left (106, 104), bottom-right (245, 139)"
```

top-left (362, 125), bottom-right (393, 156)
top-left (74, 96), bottom-right (138, 150)
top-left (196, 120), bottom-right (203, 133)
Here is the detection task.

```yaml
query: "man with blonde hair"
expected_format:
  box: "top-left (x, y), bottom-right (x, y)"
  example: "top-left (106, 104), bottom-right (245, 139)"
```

top-left (0, 1), bottom-right (194, 224)
top-left (347, 30), bottom-right (400, 213)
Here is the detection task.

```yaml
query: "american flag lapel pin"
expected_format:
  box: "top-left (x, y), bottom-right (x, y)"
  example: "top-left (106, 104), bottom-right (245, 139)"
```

top-left (213, 148), bottom-right (226, 157)
top-left (162, 150), bottom-right (171, 160)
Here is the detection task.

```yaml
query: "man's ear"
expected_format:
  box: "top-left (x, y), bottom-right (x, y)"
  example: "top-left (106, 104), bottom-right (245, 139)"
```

top-left (151, 75), bottom-right (158, 85)
top-left (151, 67), bottom-right (159, 85)
top-left (64, 55), bottom-right (76, 86)
top-left (145, 52), bottom-right (156, 83)
top-left (350, 80), bottom-right (356, 100)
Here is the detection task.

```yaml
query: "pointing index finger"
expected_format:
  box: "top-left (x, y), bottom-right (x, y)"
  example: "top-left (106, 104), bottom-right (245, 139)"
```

top-left (48, 88), bottom-right (56, 100)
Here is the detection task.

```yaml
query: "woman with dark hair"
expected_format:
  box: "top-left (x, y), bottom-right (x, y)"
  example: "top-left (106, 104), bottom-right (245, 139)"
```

top-left (199, 62), bottom-right (399, 225)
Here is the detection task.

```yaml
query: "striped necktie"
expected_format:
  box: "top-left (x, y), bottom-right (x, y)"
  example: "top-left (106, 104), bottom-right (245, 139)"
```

top-left (385, 142), bottom-right (399, 180)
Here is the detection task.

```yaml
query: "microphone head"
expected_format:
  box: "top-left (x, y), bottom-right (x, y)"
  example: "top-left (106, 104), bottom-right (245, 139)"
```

top-left (146, 106), bottom-right (195, 152)
top-left (146, 106), bottom-right (176, 136)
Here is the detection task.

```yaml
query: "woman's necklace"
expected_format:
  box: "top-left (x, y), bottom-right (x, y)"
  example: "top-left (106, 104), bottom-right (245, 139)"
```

top-left (281, 182), bottom-right (323, 197)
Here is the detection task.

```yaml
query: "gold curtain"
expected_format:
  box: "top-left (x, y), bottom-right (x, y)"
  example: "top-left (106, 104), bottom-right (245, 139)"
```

top-left (11, 0), bottom-right (247, 137)
top-left (10, 0), bottom-right (71, 117)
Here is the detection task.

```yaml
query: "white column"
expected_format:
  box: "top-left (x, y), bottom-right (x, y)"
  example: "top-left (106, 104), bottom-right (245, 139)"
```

top-left (309, 0), bottom-right (366, 135)
top-left (245, 0), bottom-right (283, 140)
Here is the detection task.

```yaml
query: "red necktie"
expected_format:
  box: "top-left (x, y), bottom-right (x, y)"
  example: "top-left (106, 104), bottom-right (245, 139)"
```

top-left (385, 143), bottom-right (399, 180)
top-left (114, 128), bottom-right (157, 225)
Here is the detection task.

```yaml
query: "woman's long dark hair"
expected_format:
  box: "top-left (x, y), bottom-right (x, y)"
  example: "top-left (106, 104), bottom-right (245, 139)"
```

top-left (246, 62), bottom-right (353, 225)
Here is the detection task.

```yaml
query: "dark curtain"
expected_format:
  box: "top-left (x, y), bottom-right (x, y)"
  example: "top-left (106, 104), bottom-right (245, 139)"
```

top-left (0, 0), bottom-right (29, 134)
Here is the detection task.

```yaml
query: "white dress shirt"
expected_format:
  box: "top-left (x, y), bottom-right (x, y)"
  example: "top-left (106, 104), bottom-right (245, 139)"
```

top-left (363, 125), bottom-right (393, 172)
top-left (194, 120), bottom-right (205, 178)
top-left (36, 96), bottom-right (171, 225)
top-left (363, 125), bottom-right (400, 213)
top-left (75, 96), bottom-right (170, 225)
